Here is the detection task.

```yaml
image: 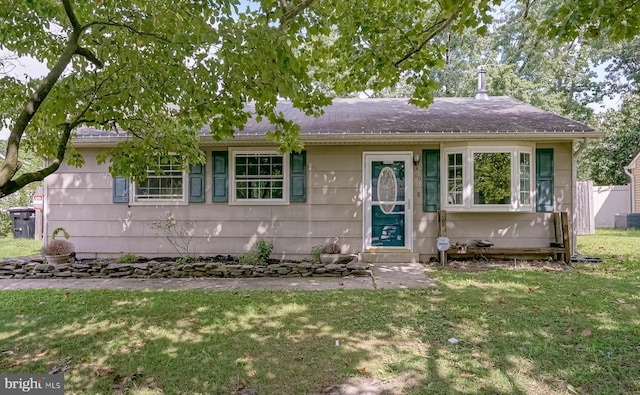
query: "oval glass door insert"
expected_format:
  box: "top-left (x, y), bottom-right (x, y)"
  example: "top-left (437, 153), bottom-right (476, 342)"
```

top-left (377, 166), bottom-right (397, 214)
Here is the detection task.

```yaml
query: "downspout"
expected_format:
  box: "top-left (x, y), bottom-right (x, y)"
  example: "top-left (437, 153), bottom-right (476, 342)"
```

top-left (572, 138), bottom-right (589, 256)
top-left (624, 164), bottom-right (635, 213)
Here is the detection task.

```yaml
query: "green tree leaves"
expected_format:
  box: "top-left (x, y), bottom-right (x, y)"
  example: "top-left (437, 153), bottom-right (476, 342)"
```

top-left (579, 96), bottom-right (640, 185)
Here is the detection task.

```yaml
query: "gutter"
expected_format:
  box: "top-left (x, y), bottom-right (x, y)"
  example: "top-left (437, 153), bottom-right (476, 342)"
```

top-left (72, 130), bottom-right (604, 147)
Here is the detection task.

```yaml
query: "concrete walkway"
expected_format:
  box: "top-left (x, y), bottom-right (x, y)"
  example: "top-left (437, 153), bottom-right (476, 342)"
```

top-left (0, 261), bottom-right (435, 291)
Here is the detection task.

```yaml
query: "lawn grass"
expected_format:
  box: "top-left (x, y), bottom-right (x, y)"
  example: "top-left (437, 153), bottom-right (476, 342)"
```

top-left (0, 236), bottom-right (42, 258)
top-left (0, 229), bottom-right (638, 394)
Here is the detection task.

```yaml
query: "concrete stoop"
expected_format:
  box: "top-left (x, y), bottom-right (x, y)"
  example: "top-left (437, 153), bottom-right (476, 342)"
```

top-left (359, 252), bottom-right (419, 264)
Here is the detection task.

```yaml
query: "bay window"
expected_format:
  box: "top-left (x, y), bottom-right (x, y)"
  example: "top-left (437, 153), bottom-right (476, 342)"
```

top-left (443, 145), bottom-right (534, 211)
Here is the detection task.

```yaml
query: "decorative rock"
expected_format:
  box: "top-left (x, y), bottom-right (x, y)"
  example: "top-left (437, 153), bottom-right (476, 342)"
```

top-left (0, 255), bottom-right (371, 280)
top-left (346, 260), bottom-right (370, 270)
top-left (105, 263), bottom-right (132, 271)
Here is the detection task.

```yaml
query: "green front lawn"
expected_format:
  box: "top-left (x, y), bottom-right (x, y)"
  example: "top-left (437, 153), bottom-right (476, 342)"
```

top-left (0, 229), bottom-right (638, 394)
top-left (0, 236), bottom-right (42, 258)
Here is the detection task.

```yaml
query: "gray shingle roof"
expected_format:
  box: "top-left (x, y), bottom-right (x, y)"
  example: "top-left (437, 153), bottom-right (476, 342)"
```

top-left (75, 96), bottom-right (598, 142)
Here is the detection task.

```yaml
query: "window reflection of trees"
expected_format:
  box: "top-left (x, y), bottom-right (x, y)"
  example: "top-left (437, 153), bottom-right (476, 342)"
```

top-left (473, 152), bottom-right (511, 205)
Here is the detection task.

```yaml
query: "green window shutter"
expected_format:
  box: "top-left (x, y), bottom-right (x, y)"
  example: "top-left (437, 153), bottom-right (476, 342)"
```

top-left (188, 163), bottom-right (205, 203)
top-left (422, 149), bottom-right (440, 212)
top-left (290, 151), bottom-right (306, 202)
top-left (536, 148), bottom-right (554, 212)
top-left (212, 151), bottom-right (228, 203)
top-left (112, 176), bottom-right (129, 203)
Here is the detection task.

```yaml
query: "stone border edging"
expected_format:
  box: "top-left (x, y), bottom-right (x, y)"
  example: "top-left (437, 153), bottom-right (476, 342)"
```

top-left (0, 256), bottom-right (371, 279)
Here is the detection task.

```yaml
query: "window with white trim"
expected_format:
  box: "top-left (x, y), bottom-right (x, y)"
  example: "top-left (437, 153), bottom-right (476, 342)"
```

top-left (132, 155), bottom-right (187, 203)
top-left (230, 150), bottom-right (289, 204)
top-left (443, 145), bottom-right (534, 212)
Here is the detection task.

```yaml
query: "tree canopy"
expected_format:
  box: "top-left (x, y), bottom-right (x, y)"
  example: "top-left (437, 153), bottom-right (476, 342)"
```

top-left (1, 0), bottom-right (639, 197)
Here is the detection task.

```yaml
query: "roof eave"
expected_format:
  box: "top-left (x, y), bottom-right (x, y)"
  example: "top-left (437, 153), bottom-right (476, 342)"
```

top-left (72, 130), bottom-right (602, 147)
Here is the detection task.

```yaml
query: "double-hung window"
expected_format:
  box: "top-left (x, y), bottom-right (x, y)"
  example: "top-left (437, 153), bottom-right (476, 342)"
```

top-left (132, 155), bottom-right (188, 203)
top-left (230, 150), bottom-right (289, 204)
top-left (443, 144), bottom-right (534, 212)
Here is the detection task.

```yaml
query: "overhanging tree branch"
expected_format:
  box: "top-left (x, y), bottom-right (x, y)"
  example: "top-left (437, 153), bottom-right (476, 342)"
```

top-left (280, 0), bottom-right (318, 27)
top-left (76, 47), bottom-right (104, 68)
top-left (0, 33), bottom-right (80, 191)
top-left (393, 10), bottom-right (460, 67)
top-left (62, 0), bottom-right (80, 31)
top-left (82, 21), bottom-right (170, 43)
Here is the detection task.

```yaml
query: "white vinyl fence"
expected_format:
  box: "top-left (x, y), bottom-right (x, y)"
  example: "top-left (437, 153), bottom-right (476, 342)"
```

top-left (577, 182), bottom-right (631, 232)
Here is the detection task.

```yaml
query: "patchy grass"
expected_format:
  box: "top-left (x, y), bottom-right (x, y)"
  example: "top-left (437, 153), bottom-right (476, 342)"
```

top-left (578, 228), bottom-right (640, 258)
top-left (0, 228), bottom-right (638, 394)
top-left (0, 236), bottom-right (42, 258)
top-left (577, 228), bottom-right (640, 274)
top-left (2, 273), bottom-right (639, 394)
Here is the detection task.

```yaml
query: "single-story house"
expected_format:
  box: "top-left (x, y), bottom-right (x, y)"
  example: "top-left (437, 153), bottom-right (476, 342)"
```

top-left (43, 93), bottom-right (599, 262)
top-left (625, 151), bottom-right (640, 213)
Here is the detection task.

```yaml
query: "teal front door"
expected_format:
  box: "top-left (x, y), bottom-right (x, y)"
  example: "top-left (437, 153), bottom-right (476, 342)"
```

top-left (364, 153), bottom-right (413, 250)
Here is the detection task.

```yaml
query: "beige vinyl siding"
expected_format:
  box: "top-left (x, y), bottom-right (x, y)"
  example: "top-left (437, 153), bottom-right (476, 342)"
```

top-left (46, 146), bottom-right (370, 259)
top-left (45, 142), bottom-right (576, 259)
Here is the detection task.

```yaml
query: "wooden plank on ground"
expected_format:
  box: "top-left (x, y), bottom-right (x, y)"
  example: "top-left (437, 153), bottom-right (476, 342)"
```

top-left (553, 212), bottom-right (563, 244)
top-left (438, 210), bottom-right (447, 237)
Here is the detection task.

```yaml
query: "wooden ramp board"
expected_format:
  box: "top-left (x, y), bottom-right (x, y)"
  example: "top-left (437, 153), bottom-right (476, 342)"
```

top-left (438, 210), bottom-right (571, 263)
top-left (447, 247), bottom-right (567, 260)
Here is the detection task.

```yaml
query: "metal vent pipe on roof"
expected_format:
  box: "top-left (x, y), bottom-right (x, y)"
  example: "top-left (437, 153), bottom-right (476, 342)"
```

top-left (475, 65), bottom-right (489, 100)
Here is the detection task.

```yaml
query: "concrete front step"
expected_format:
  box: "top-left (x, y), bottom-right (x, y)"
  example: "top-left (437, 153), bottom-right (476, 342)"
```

top-left (360, 252), bottom-right (419, 263)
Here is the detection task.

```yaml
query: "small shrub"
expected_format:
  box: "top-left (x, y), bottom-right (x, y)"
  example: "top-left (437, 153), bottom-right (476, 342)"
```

top-left (176, 256), bottom-right (194, 265)
top-left (238, 239), bottom-right (274, 265)
top-left (43, 227), bottom-right (74, 256)
top-left (255, 239), bottom-right (274, 264)
top-left (42, 239), bottom-right (74, 256)
top-left (0, 210), bottom-right (12, 238)
top-left (117, 253), bottom-right (137, 263)
top-left (311, 245), bottom-right (322, 263)
top-left (150, 214), bottom-right (194, 258)
top-left (321, 242), bottom-right (341, 254)
top-left (237, 252), bottom-right (260, 265)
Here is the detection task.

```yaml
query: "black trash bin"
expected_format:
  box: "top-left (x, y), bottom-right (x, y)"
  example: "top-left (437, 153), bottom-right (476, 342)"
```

top-left (8, 207), bottom-right (36, 239)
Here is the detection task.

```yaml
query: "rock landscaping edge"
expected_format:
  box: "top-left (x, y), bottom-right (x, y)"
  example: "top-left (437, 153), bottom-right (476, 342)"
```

top-left (0, 255), bottom-right (372, 279)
